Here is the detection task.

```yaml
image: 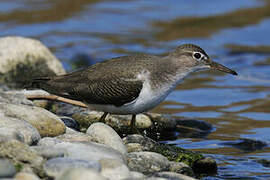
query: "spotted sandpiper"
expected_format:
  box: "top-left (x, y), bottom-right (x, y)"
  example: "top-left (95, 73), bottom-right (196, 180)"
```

top-left (30, 44), bottom-right (237, 132)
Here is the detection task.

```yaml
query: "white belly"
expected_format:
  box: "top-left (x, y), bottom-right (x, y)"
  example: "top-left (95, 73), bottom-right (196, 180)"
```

top-left (87, 70), bottom-right (187, 115)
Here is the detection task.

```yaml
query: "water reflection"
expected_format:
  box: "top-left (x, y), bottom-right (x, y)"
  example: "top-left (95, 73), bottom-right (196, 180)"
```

top-left (1, 0), bottom-right (270, 179)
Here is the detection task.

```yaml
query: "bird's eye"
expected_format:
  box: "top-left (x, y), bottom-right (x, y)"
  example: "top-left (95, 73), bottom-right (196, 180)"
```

top-left (193, 52), bottom-right (202, 60)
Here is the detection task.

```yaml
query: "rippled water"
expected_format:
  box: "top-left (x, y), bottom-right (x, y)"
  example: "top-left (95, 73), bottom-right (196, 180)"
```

top-left (1, 0), bottom-right (270, 179)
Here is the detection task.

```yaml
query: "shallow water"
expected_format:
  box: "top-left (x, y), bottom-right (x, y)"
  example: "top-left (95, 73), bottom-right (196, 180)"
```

top-left (1, 0), bottom-right (270, 179)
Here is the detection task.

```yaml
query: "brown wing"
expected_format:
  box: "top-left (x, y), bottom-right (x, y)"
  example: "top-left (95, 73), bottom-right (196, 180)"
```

top-left (32, 72), bottom-right (143, 107)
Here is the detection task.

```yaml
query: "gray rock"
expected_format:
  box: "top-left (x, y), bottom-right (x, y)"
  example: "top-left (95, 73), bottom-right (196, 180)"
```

top-left (57, 168), bottom-right (107, 180)
top-left (14, 172), bottom-right (40, 180)
top-left (44, 157), bottom-right (101, 178)
top-left (54, 142), bottom-right (126, 164)
top-left (146, 113), bottom-right (177, 130)
top-left (57, 129), bottom-right (92, 143)
top-left (0, 102), bottom-right (66, 137)
top-left (72, 110), bottom-right (152, 132)
top-left (0, 115), bottom-right (40, 145)
top-left (87, 123), bottom-right (127, 155)
top-left (100, 158), bottom-right (130, 180)
top-left (0, 36), bottom-right (65, 87)
top-left (127, 152), bottom-right (170, 174)
top-left (126, 143), bottom-right (143, 153)
top-left (0, 139), bottom-right (44, 177)
top-left (169, 162), bottom-right (194, 177)
top-left (154, 172), bottom-right (197, 180)
top-left (123, 134), bottom-right (157, 151)
top-left (0, 158), bottom-right (16, 178)
top-left (60, 116), bottom-right (80, 131)
top-left (129, 171), bottom-right (146, 179)
top-left (31, 146), bottom-right (67, 159)
top-left (38, 137), bottom-right (63, 146)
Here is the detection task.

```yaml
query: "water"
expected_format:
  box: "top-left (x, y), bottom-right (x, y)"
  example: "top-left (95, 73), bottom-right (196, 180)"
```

top-left (1, 0), bottom-right (270, 179)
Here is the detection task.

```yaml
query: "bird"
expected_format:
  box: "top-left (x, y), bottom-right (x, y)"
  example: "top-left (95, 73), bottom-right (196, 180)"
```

top-left (29, 44), bottom-right (237, 133)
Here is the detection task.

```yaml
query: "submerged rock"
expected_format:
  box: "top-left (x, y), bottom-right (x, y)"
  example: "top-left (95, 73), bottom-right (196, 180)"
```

top-left (0, 36), bottom-right (65, 88)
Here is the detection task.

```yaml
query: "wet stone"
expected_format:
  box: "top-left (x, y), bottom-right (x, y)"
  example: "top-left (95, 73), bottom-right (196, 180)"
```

top-left (60, 116), bottom-right (80, 131)
top-left (56, 129), bottom-right (92, 143)
top-left (175, 118), bottom-right (213, 138)
top-left (192, 157), bottom-right (217, 175)
top-left (169, 162), bottom-right (194, 177)
top-left (224, 138), bottom-right (267, 152)
top-left (123, 134), bottom-right (157, 151)
top-left (44, 157), bottom-right (101, 178)
top-left (127, 151), bottom-right (170, 174)
top-left (0, 158), bottom-right (16, 178)
top-left (87, 122), bottom-right (127, 155)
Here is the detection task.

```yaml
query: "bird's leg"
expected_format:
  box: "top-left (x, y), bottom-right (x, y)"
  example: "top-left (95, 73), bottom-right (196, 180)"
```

top-left (99, 112), bottom-right (108, 123)
top-left (130, 115), bottom-right (140, 134)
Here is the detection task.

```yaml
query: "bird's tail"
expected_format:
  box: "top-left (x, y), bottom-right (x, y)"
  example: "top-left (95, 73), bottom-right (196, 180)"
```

top-left (24, 77), bottom-right (51, 89)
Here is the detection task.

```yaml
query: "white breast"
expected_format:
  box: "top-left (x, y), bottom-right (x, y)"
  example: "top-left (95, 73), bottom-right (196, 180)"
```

top-left (88, 70), bottom-right (188, 115)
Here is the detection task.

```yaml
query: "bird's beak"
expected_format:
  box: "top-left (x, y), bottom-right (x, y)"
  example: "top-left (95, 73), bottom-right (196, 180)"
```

top-left (210, 61), bottom-right (238, 75)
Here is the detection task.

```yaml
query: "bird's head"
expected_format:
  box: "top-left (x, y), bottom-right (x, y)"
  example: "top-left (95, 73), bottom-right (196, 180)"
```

top-left (169, 44), bottom-right (238, 75)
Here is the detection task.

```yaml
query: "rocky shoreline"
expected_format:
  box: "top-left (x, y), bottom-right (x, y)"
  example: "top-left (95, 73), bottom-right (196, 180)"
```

top-left (0, 36), bottom-right (217, 180)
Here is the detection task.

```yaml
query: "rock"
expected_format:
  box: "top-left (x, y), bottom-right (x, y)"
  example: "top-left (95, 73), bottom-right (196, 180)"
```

top-left (60, 116), bottom-right (80, 131)
top-left (38, 137), bottom-right (63, 146)
top-left (0, 102), bottom-right (66, 137)
top-left (44, 157), bottom-right (101, 178)
top-left (126, 143), bottom-right (143, 153)
top-left (175, 118), bottom-right (212, 138)
top-left (154, 172), bottom-right (197, 180)
top-left (57, 168), bottom-right (107, 180)
top-left (56, 130), bottom-right (92, 143)
top-left (0, 90), bottom-right (33, 106)
top-left (169, 162), bottom-right (194, 177)
top-left (130, 171), bottom-right (146, 179)
top-left (54, 142), bottom-right (126, 164)
top-left (30, 146), bottom-right (67, 159)
top-left (127, 152), bottom-right (170, 174)
top-left (146, 113), bottom-right (177, 130)
top-left (0, 158), bottom-right (16, 178)
top-left (0, 139), bottom-right (44, 177)
top-left (257, 159), bottom-right (270, 168)
top-left (224, 138), bottom-right (267, 152)
top-left (72, 110), bottom-right (152, 133)
top-left (192, 157), bottom-right (217, 175)
top-left (87, 123), bottom-right (127, 155)
top-left (0, 36), bottom-right (65, 87)
top-left (100, 158), bottom-right (130, 180)
top-left (123, 134), bottom-right (157, 151)
top-left (0, 115), bottom-right (41, 145)
top-left (14, 172), bottom-right (40, 180)
top-left (150, 143), bottom-right (203, 168)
